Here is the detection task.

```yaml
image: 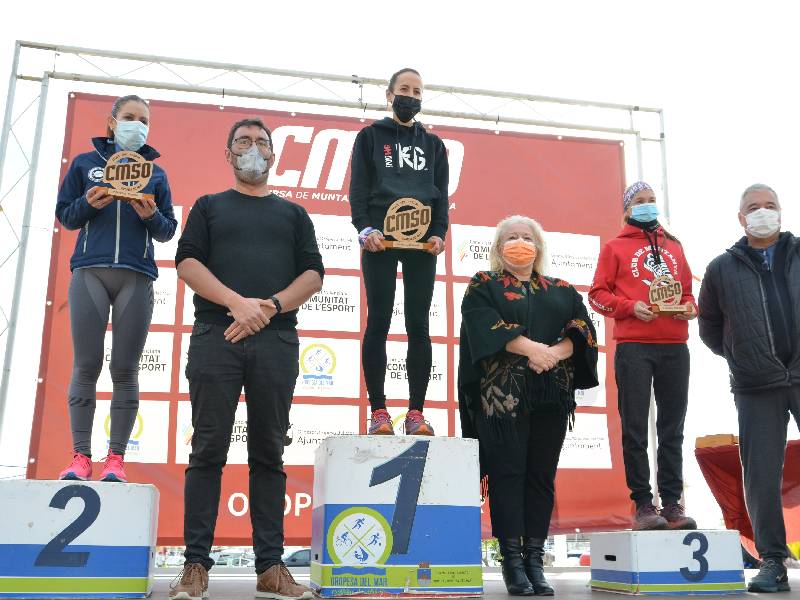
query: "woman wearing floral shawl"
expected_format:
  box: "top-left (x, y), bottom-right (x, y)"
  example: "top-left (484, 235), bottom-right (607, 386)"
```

top-left (459, 215), bottom-right (598, 596)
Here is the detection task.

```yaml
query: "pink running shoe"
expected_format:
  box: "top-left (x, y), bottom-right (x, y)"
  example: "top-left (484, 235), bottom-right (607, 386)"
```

top-left (404, 410), bottom-right (434, 436)
top-left (59, 453), bottom-right (92, 481)
top-left (368, 409), bottom-right (395, 435)
top-left (100, 451), bottom-right (128, 483)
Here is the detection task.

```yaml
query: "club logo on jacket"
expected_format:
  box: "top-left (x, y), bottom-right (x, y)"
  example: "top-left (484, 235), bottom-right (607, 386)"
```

top-left (630, 245), bottom-right (679, 287)
top-left (383, 144), bottom-right (426, 170)
top-left (88, 166), bottom-right (104, 183)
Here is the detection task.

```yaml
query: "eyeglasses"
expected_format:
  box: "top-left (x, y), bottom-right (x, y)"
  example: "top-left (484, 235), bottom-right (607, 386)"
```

top-left (232, 136), bottom-right (272, 152)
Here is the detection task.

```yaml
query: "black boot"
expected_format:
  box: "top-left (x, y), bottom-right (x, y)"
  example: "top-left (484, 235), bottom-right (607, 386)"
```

top-left (499, 537), bottom-right (535, 596)
top-left (522, 538), bottom-right (554, 596)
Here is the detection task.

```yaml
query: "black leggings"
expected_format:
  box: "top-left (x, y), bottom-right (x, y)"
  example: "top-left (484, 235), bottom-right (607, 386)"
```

top-left (362, 249), bottom-right (436, 411)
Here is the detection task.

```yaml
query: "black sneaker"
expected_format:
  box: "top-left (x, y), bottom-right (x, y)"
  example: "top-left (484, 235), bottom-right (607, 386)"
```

top-left (747, 558), bottom-right (790, 593)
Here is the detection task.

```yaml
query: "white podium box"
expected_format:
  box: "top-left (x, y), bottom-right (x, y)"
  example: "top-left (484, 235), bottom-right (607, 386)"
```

top-left (0, 480), bottom-right (159, 599)
top-left (590, 530), bottom-right (746, 595)
top-left (310, 436), bottom-right (482, 598)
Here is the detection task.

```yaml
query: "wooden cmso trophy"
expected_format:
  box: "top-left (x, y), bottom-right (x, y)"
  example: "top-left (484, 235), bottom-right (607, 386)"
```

top-left (648, 275), bottom-right (690, 314)
top-left (380, 197), bottom-right (435, 251)
top-left (102, 151), bottom-right (155, 202)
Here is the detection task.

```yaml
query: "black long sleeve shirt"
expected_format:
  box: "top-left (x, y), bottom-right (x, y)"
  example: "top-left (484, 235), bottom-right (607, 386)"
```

top-left (176, 189), bottom-right (324, 328)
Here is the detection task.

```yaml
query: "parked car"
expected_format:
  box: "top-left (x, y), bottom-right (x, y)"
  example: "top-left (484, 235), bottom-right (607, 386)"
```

top-left (283, 548), bottom-right (311, 567)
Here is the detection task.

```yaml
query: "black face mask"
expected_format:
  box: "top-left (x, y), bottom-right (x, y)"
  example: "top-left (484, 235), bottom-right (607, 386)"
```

top-left (392, 95), bottom-right (421, 123)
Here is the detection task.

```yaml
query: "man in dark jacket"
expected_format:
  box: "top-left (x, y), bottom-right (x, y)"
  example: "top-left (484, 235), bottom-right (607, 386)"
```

top-left (699, 183), bottom-right (799, 593)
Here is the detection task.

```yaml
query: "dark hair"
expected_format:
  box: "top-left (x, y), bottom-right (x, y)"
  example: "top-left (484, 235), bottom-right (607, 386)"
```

top-left (227, 118), bottom-right (273, 149)
top-left (107, 94), bottom-right (148, 138)
top-left (388, 68), bottom-right (421, 93)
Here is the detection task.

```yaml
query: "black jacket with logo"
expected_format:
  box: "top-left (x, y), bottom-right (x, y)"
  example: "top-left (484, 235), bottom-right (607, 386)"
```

top-left (348, 117), bottom-right (449, 240)
top-left (698, 231), bottom-right (800, 393)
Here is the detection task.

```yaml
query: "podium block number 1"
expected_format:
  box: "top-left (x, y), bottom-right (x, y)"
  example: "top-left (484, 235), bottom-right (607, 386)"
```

top-left (680, 532), bottom-right (709, 582)
top-left (34, 484), bottom-right (101, 568)
top-left (369, 440), bottom-right (430, 555)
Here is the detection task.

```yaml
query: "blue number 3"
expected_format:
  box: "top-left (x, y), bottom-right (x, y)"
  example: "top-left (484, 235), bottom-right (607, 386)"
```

top-left (369, 440), bottom-right (430, 555)
top-left (680, 532), bottom-right (709, 582)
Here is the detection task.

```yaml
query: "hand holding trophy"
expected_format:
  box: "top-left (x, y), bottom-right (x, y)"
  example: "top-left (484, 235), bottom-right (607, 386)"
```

top-left (102, 150), bottom-right (155, 204)
top-left (380, 197), bottom-right (435, 251)
top-left (648, 275), bottom-right (692, 316)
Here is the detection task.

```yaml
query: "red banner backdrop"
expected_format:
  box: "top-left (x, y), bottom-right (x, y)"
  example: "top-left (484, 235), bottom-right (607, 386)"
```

top-left (28, 93), bottom-right (631, 544)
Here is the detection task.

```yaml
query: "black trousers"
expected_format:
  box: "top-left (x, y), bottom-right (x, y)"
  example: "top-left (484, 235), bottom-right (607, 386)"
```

top-left (614, 342), bottom-right (690, 506)
top-left (183, 323), bottom-right (299, 574)
top-left (476, 410), bottom-right (569, 539)
top-left (735, 385), bottom-right (800, 560)
top-left (362, 248), bottom-right (437, 411)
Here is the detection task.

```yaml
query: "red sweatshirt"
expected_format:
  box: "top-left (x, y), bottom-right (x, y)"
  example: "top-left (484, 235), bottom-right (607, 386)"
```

top-left (589, 223), bottom-right (696, 343)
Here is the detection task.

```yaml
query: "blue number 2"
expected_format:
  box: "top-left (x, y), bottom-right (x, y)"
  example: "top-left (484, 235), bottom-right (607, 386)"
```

top-left (680, 531), bottom-right (710, 582)
top-left (369, 440), bottom-right (430, 555)
top-left (35, 485), bottom-right (101, 567)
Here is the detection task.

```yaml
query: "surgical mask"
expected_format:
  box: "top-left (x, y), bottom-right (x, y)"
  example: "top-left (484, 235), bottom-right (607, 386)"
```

top-left (502, 239), bottom-right (538, 267)
top-left (630, 203), bottom-right (659, 223)
top-left (233, 145), bottom-right (269, 182)
top-left (392, 95), bottom-right (421, 123)
top-left (745, 208), bottom-right (781, 238)
top-left (113, 118), bottom-right (148, 151)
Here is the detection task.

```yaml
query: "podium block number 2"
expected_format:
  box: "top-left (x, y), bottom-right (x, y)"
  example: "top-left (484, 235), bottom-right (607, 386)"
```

top-left (369, 440), bottom-right (430, 555)
top-left (34, 485), bottom-right (101, 567)
top-left (680, 532), bottom-right (710, 582)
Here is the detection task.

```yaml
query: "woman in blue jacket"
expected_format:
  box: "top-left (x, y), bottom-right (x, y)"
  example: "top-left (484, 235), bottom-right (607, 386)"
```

top-left (55, 94), bottom-right (177, 483)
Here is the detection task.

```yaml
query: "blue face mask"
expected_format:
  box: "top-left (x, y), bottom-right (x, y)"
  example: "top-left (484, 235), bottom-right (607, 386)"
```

top-left (630, 203), bottom-right (659, 223)
top-left (113, 118), bottom-right (149, 151)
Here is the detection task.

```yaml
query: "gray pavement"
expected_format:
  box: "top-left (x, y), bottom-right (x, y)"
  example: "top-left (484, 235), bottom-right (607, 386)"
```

top-left (150, 568), bottom-right (800, 599)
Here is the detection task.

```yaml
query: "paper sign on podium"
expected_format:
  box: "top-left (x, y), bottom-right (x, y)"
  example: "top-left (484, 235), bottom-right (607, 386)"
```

top-left (310, 436), bottom-right (483, 598)
top-left (0, 480), bottom-right (159, 599)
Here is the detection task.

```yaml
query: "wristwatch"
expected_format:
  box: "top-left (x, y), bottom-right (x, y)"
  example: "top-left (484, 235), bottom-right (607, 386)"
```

top-left (270, 295), bottom-right (283, 314)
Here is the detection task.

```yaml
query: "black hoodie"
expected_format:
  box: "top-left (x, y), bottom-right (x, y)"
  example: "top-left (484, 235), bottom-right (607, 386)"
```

top-left (349, 117), bottom-right (449, 240)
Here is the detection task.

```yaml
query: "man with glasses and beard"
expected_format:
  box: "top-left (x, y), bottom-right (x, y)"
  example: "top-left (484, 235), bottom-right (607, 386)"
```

top-left (170, 118), bottom-right (324, 600)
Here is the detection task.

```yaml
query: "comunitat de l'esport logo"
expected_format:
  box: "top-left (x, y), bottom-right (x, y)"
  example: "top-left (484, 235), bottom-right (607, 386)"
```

top-left (301, 343), bottom-right (336, 386)
top-left (383, 143), bottom-right (426, 170)
top-left (630, 246), bottom-right (679, 287)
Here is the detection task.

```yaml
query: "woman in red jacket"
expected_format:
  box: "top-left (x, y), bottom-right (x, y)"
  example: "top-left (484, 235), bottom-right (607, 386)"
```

top-left (589, 181), bottom-right (698, 530)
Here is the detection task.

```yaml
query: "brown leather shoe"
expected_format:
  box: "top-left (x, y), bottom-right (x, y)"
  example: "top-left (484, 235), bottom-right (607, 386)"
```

top-left (256, 564), bottom-right (314, 599)
top-left (660, 502), bottom-right (698, 530)
top-left (169, 563), bottom-right (209, 600)
top-left (632, 503), bottom-right (668, 530)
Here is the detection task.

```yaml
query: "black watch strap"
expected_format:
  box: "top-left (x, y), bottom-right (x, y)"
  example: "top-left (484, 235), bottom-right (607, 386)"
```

top-left (270, 295), bottom-right (283, 314)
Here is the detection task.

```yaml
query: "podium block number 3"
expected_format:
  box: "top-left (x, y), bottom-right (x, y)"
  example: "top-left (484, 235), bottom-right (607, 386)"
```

top-left (369, 440), bottom-right (430, 555)
top-left (680, 532), bottom-right (709, 582)
top-left (34, 485), bottom-right (101, 567)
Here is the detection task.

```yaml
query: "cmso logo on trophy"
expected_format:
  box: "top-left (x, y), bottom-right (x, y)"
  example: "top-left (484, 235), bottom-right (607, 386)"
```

top-left (648, 275), bottom-right (687, 314)
top-left (102, 150), bottom-right (155, 201)
top-left (381, 198), bottom-right (433, 251)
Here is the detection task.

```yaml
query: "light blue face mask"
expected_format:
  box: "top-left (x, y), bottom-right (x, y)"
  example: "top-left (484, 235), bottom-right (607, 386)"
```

top-left (113, 119), bottom-right (149, 151)
top-left (630, 203), bottom-right (659, 223)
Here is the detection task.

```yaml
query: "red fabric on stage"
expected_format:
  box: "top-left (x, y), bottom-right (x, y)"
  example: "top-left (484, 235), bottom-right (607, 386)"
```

top-left (696, 440), bottom-right (800, 559)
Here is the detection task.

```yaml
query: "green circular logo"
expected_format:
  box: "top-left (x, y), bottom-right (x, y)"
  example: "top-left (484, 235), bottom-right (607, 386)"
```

top-left (327, 507), bottom-right (393, 565)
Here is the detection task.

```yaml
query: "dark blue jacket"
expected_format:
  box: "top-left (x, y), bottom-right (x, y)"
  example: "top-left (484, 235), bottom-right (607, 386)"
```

top-left (55, 137), bottom-right (177, 279)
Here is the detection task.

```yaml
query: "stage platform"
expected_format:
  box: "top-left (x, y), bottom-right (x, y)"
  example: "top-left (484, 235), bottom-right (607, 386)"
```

top-left (150, 567), bottom-right (799, 598)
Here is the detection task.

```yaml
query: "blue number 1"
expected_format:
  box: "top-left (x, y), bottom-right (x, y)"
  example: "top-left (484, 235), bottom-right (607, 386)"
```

top-left (369, 440), bottom-right (430, 555)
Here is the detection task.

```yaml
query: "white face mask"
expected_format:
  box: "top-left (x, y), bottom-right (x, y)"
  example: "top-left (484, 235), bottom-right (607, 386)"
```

top-left (745, 207), bottom-right (781, 238)
top-left (233, 145), bottom-right (269, 183)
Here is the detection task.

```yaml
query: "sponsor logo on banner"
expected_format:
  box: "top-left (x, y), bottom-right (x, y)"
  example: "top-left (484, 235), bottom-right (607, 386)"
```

top-left (390, 280), bottom-right (448, 337)
top-left (91, 400), bottom-right (169, 463)
top-left (309, 214), bottom-right (361, 271)
top-left (98, 332), bottom-right (173, 393)
top-left (283, 405), bottom-right (359, 465)
top-left (545, 231), bottom-right (600, 286)
top-left (385, 342), bottom-right (447, 401)
top-left (298, 275), bottom-right (360, 332)
top-left (151, 268), bottom-right (177, 325)
top-left (559, 413), bottom-right (612, 469)
top-left (301, 343), bottom-right (336, 387)
top-left (296, 338), bottom-right (360, 398)
top-left (451, 224), bottom-right (495, 276)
